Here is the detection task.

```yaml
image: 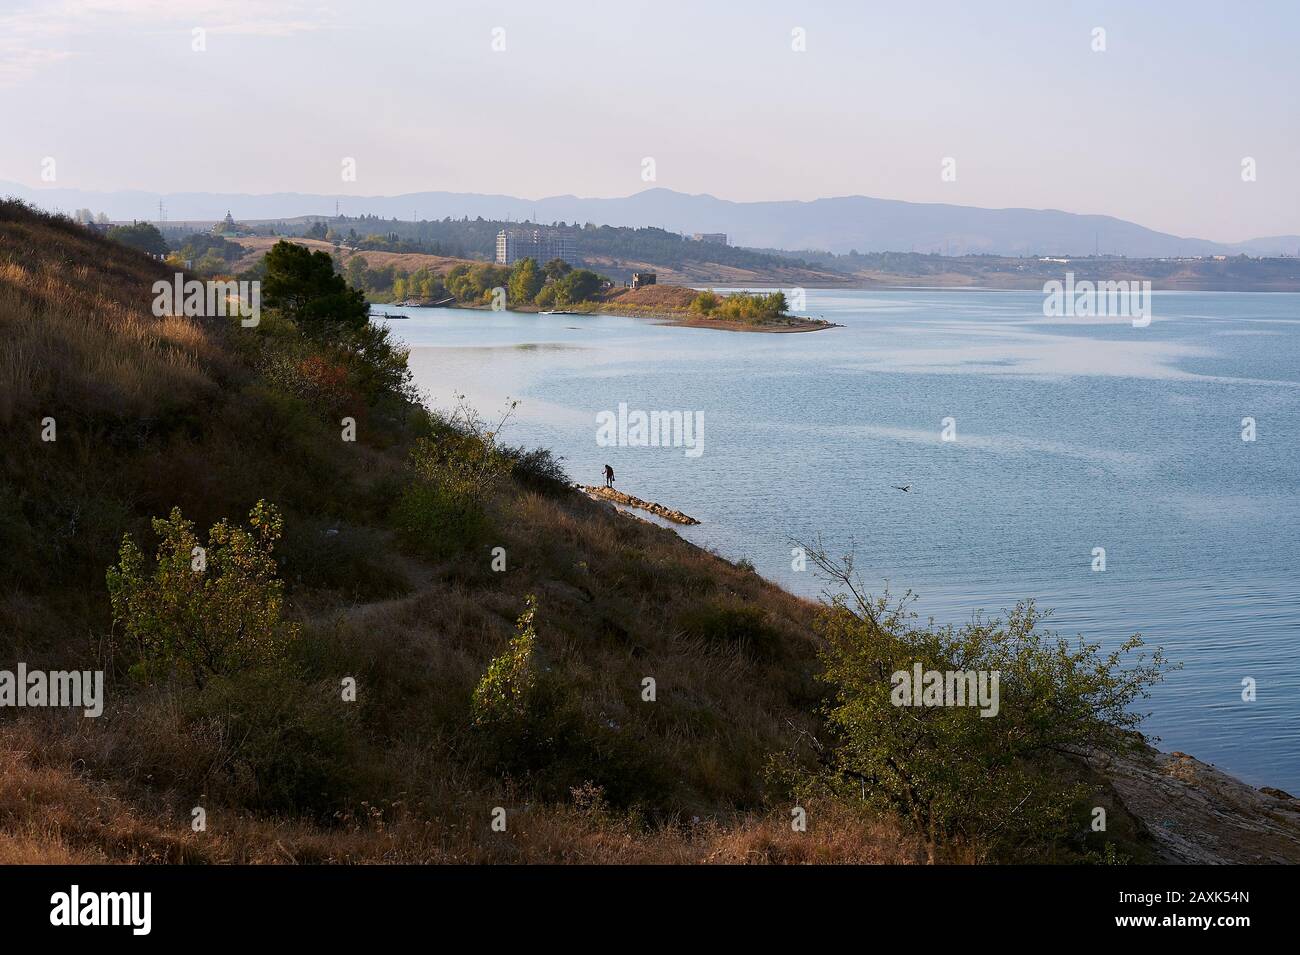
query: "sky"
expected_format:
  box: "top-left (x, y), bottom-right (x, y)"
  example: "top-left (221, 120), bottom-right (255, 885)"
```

top-left (1, 0), bottom-right (1297, 242)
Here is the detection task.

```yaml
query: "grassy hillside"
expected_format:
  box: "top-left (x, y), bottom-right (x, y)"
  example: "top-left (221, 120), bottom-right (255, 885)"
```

top-left (0, 201), bottom-right (1190, 864)
top-left (229, 233), bottom-right (847, 291)
top-left (230, 235), bottom-right (477, 279)
top-left (0, 200), bottom-right (931, 862)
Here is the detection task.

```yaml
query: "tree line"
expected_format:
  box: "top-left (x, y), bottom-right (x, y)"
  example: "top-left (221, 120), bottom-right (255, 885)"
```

top-left (347, 255), bottom-right (604, 308)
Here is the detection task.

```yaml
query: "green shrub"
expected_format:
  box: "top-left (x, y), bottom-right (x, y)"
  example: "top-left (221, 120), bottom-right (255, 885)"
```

top-left (391, 399), bottom-right (516, 559)
top-left (472, 594), bottom-right (538, 726)
top-left (106, 500), bottom-right (298, 687)
top-left (106, 221), bottom-right (166, 256)
top-left (520, 680), bottom-right (673, 807)
top-left (391, 479), bottom-right (489, 560)
top-left (470, 595), bottom-right (672, 806)
top-left (680, 601), bottom-right (780, 660)
top-left (687, 290), bottom-right (786, 323)
top-left (262, 240), bottom-right (368, 338)
top-left (277, 516), bottom-right (409, 599)
top-left (342, 320), bottom-right (414, 404)
top-left (689, 291), bottom-right (720, 314)
top-left (507, 257), bottom-right (543, 305)
top-left (503, 445), bottom-right (570, 494)
top-left (551, 269), bottom-right (603, 305)
top-left (793, 547), bottom-right (1174, 860)
top-left (445, 263), bottom-right (510, 303)
top-left (187, 667), bottom-right (362, 816)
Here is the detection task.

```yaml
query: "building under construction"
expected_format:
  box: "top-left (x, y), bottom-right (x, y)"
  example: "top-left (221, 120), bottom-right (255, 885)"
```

top-left (495, 228), bottom-right (575, 266)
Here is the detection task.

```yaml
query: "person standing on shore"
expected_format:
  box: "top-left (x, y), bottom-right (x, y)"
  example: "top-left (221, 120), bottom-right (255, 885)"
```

top-left (604, 464), bottom-right (615, 488)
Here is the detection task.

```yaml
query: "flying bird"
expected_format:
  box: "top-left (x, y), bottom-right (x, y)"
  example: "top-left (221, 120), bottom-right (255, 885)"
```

top-left (891, 484), bottom-right (912, 492)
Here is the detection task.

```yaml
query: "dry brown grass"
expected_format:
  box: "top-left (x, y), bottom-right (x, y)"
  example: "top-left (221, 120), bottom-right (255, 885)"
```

top-left (603, 284), bottom-right (700, 309)
top-left (0, 210), bottom-right (231, 426)
top-left (229, 236), bottom-right (478, 276)
top-left (0, 741), bottom-right (932, 864)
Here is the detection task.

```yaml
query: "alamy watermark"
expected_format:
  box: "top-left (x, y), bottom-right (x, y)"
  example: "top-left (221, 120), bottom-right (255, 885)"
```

top-left (50, 885), bottom-right (150, 935)
top-left (596, 402), bottom-right (704, 458)
top-left (890, 663), bottom-right (1000, 717)
top-left (0, 663), bottom-right (103, 717)
top-left (152, 273), bottom-right (260, 326)
top-left (1043, 272), bottom-right (1151, 327)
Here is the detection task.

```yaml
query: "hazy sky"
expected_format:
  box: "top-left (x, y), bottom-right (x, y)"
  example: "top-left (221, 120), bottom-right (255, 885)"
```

top-left (2, 0), bottom-right (1296, 241)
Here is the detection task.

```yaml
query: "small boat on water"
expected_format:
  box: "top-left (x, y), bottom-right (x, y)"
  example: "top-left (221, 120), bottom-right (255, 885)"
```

top-left (540, 309), bottom-right (579, 316)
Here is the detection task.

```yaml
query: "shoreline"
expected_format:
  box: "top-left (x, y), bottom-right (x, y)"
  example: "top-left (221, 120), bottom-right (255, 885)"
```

top-left (575, 301), bottom-right (838, 332)
top-left (660, 315), bottom-right (837, 333)
top-left (641, 281), bottom-right (1300, 293)
top-left (374, 299), bottom-right (841, 333)
top-left (576, 482), bottom-right (1300, 861)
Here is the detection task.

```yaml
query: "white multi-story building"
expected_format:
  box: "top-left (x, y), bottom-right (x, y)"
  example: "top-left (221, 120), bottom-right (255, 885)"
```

top-left (496, 229), bottom-right (575, 265)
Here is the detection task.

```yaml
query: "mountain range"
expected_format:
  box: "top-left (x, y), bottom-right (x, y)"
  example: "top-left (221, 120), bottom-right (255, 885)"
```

top-left (5, 181), bottom-right (1297, 259)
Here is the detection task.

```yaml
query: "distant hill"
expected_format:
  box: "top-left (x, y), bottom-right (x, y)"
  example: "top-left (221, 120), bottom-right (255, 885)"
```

top-left (227, 234), bottom-right (478, 276)
top-left (806, 250), bottom-right (1300, 292)
top-left (222, 216), bottom-right (850, 288)
top-left (7, 182), bottom-right (1298, 259)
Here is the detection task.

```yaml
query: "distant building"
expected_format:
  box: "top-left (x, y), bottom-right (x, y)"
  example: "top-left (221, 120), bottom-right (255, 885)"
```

top-left (631, 271), bottom-right (656, 289)
top-left (212, 211), bottom-right (248, 236)
top-left (691, 233), bottom-right (728, 245)
top-left (495, 230), bottom-right (523, 264)
top-left (495, 228), bottom-right (575, 265)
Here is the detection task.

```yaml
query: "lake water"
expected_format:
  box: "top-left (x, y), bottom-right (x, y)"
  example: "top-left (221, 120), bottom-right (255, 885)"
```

top-left (378, 289), bottom-right (1300, 791)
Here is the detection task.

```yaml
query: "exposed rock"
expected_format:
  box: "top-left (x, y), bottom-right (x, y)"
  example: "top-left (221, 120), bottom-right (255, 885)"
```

top-left (577, 485), bottom-right (700, 525)
top-left (1092, 746), bottom-right (1300, 864)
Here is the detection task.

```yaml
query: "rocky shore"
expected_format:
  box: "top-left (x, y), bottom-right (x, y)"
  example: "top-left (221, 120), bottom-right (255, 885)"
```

top-left (577, 485), bottom-right (701, 525)
top-left (1094, 747), bottom-right (1300, 864)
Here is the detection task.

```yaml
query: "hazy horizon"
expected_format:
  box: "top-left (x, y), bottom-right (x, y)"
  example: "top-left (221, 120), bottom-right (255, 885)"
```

top-left (8, 182), bottom-right (1299, 245)
top-left (3, 0), bottom-right (1297, 243)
